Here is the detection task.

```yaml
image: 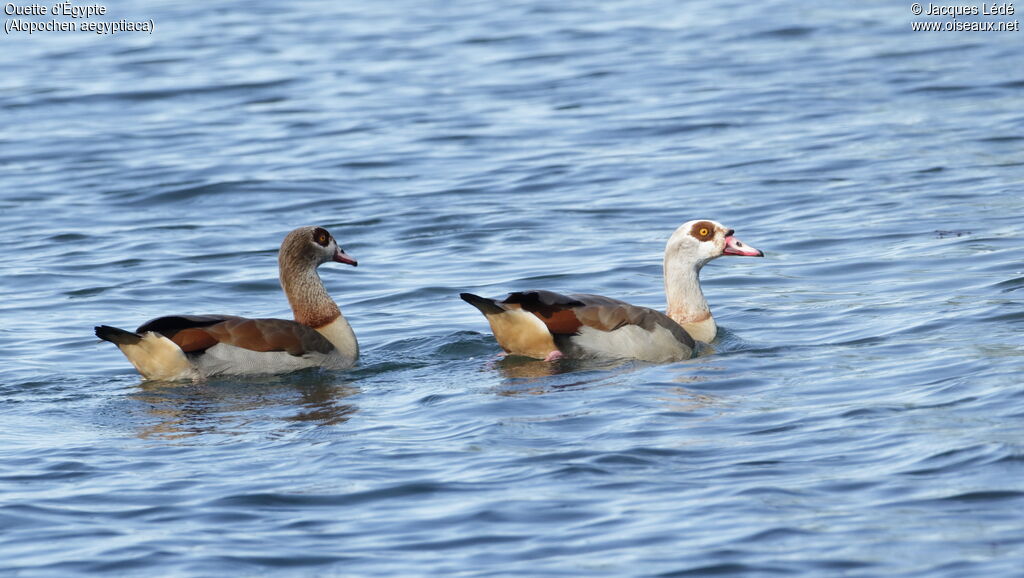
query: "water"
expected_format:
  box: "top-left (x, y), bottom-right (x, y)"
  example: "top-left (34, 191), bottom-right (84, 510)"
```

top-left (2, 0), bottom-right (1023, 575)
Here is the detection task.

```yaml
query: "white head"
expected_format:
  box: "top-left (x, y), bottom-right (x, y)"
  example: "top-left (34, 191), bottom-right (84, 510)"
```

top-left (665, 219), bottom-right (763, 272)
top-left (662, 220), bottom-right (763, 336)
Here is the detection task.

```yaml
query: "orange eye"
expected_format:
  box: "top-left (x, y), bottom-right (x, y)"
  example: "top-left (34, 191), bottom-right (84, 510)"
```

top-left (313, 227), bottom-right (330, 247)
top-left (699, 228), bottom-right (709, 237)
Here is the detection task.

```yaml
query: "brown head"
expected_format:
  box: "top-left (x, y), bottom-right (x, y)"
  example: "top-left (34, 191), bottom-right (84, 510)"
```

top-left (279, 226), bottom-right (357, 271)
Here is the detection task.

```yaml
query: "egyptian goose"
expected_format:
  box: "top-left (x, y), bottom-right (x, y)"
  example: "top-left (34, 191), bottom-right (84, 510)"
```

top-left (461, 220), bottom-right (763, 363)
top-left (95, 226), bottom-right (359, 380)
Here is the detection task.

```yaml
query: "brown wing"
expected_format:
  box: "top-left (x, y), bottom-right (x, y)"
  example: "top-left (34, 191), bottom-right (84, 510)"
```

top-left (502, 290), bottom-right (695, 348)
top-left (136, 315), bottom-right (334, 356)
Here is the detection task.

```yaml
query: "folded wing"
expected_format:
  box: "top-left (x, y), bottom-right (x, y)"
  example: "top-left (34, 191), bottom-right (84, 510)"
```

top-left (137, 314), bottom-right (335, 357)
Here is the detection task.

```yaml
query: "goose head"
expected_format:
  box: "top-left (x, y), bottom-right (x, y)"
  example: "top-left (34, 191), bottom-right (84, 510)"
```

top-left (279, 226), bottom-right (358, 270)
top-left (665, 219), bottom-right (763, 271)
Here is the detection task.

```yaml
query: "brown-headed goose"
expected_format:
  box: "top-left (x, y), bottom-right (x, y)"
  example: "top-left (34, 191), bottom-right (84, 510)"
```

top-left (95, 226), bottom-right (359, 380)
top-left (461, 220), bottom-right (763, 363)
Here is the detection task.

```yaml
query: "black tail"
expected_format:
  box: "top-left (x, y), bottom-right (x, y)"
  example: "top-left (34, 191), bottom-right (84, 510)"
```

top-left (459, 293), bottom-right (504, 315)
top-left (95, 325), bottom-right (142, 345)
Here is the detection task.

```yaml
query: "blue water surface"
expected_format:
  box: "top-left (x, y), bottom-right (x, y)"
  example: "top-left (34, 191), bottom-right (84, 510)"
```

top-left (2, 0), bottom-right (1023, 575)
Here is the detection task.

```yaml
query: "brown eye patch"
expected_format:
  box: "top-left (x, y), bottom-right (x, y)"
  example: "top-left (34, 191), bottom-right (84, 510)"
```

top-left (689, 221), bottom-right (716, 242)
top-left (313, 227), bottom-right (331, 247)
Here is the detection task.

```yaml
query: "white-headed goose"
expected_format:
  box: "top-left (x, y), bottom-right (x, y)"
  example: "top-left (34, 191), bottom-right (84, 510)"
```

top-left (461, 220), bottom-right (763, 363)
top-left (96, 226), bottom-right (359, 380)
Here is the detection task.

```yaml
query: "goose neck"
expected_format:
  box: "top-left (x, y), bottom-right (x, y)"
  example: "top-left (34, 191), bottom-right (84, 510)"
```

top-left (280, 261), bottom-right (340, 328)
top-left (664, 259), bottom-right (717, 342)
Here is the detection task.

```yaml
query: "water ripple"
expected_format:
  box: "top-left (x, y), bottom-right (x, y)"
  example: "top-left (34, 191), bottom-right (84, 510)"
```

top-left (1, 0), bottom-right (1023, 575)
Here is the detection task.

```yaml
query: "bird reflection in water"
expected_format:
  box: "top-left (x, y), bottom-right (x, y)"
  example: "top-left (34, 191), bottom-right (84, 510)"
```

top-left (490, 354), bottom-right (722, 414)
top-left (491, 355), bottom-right (639, 393)
top-left (130, 371), bottom-right (359, 439)
top-left (491, 354), bottom-right (575, 380)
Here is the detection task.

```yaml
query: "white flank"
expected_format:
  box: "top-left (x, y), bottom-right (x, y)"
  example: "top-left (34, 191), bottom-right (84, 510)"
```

top-left (192, 343), bottom-right (347, 376)
top-left (570, 324), bottom-right (692, 363)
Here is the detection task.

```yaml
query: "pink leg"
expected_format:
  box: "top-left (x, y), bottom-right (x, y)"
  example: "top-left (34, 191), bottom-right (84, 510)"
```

top-left (543, 350), bottom-right (564, 362)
